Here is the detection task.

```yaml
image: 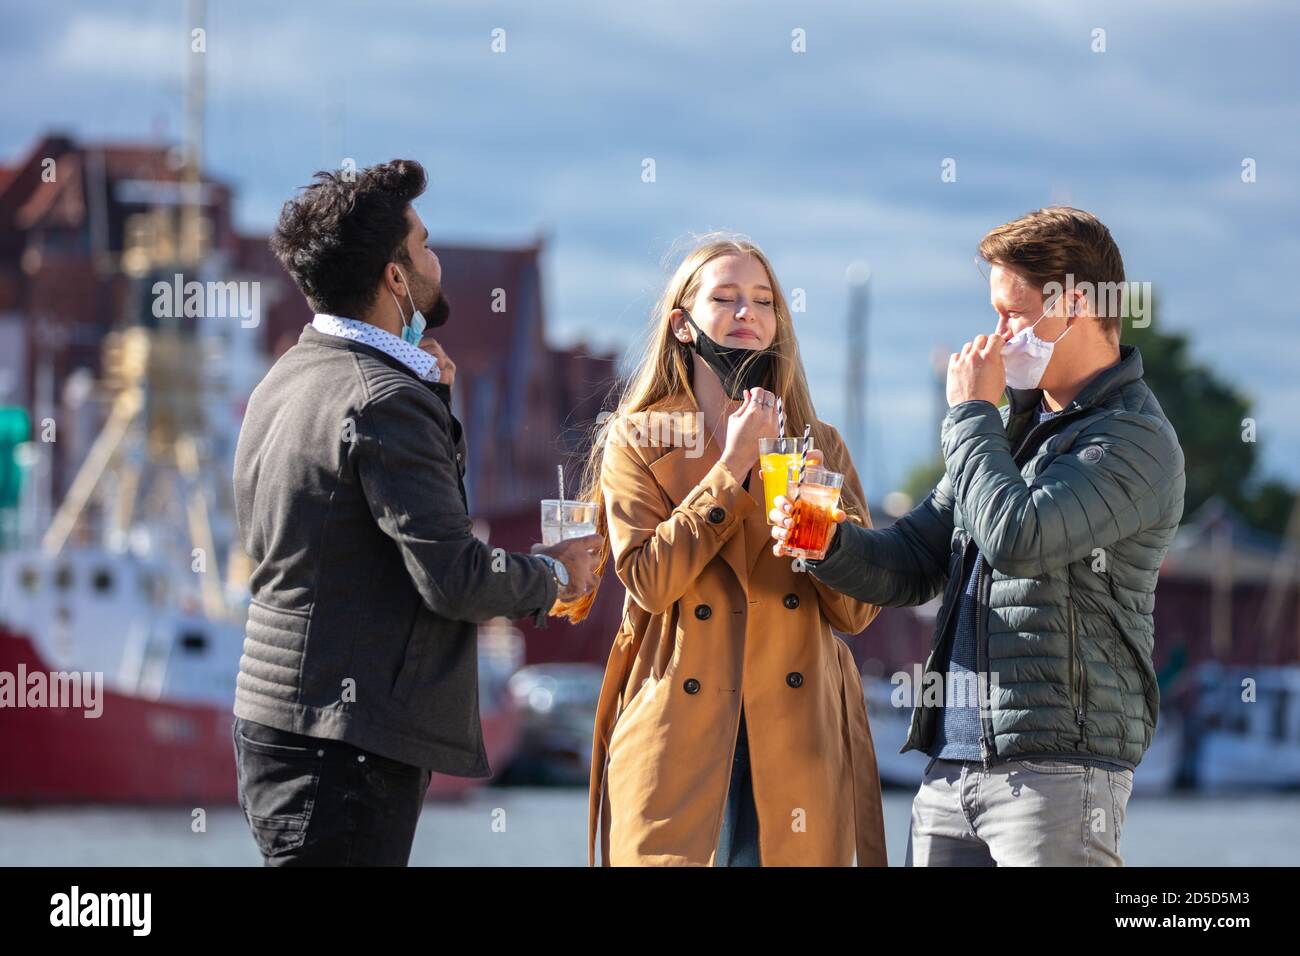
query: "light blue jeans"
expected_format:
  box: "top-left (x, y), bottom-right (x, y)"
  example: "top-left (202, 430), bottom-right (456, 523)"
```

top-left (906, 756), bottom-right (1134, 866)
top-left (715, 707), bottom-right (761, 866)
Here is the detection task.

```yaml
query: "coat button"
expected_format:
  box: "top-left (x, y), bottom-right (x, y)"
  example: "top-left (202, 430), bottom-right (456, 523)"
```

top-left (786, 672), bottom-right (804, 688)
top-left (683, 678), bottom-right (701, 694)
top-left (783, 593), bottom-right (800, 609)
top-left (707, 506), bottom-right (726, 524)
top-left (694, 604), bottom-right (712, 620)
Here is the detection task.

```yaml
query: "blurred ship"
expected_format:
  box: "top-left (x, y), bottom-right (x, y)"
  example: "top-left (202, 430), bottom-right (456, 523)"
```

top-left (0, 11), bottom-right (539, 801)
top-left (0, 117), bottom-right (623, 802)
top-left (0, 259), bottom-right (527, 802)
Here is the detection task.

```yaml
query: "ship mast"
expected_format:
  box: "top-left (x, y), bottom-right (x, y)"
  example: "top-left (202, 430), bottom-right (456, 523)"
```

top-left (41, 0), bottom-right (229, 621)
top-left (181, 0), bottom-right (205, 270)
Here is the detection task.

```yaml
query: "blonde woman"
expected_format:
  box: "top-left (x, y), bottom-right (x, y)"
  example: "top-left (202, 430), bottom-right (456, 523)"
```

top-left (565, 235), bottom-right (888, 866)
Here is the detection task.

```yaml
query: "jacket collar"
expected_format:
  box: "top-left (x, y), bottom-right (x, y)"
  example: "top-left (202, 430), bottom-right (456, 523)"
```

top-left (297, 324), bottom-right (450, 401)
top-left (1007, 343), bottom-right (1144, 417)
top-left (299, 322), bottom-right (412, 373)
top-left (310, 313), bottom-right (438, 382)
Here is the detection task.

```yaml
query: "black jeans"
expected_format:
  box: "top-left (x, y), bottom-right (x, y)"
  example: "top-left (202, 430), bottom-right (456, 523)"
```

top-left (232, 717), bottom-right (432, 866)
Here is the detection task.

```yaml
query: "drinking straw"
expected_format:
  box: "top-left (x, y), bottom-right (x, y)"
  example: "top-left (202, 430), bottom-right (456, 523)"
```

top-left (776, 397), bottom-right (785, 438)
top-left (793, 423), bottom-right (813, 494)
top-left (557, 464), bottom-right (565, 533)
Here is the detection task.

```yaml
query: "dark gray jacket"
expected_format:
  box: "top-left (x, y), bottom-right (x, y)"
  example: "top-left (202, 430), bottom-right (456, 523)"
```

top-left (232, 325), bottom-right (557, 774)
top-left (810, 345), bottom-right (1185, 769)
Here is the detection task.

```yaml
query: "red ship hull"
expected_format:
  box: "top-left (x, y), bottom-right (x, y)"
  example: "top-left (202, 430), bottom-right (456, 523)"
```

top-left (0, 627), bottom-right (520, 804)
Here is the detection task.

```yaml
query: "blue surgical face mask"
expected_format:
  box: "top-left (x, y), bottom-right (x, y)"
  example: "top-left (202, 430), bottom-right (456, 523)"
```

top-left (389, 266), bottom-right (426, 346)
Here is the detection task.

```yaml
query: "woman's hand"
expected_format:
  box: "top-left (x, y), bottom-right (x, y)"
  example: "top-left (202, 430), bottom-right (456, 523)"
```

top-left (768, 450), bottom-right (849, 556)
top-left (719, 387), bottom-right (779, 481)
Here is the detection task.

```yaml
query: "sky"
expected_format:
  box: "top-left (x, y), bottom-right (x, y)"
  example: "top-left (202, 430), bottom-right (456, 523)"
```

top-left (2, 0), bottom-right (1297, 501)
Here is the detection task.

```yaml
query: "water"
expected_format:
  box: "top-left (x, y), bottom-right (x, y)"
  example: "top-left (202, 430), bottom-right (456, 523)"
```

top-left (539, 499), bottom-right (598, 546)
top-left (540, 521), bottom-right (597, 547)
top-left (2, 789), bottom-right (1296, 866)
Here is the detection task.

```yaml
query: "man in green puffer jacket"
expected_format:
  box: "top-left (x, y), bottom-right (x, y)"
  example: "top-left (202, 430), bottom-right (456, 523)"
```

top-left (771, 207), bottom-right (1185, 866)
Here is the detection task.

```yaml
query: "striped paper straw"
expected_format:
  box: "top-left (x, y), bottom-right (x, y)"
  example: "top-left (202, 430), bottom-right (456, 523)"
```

top-left (776, 397), bottom-right (785, 438)
top-left (793, 422), bottom-right (813, 492)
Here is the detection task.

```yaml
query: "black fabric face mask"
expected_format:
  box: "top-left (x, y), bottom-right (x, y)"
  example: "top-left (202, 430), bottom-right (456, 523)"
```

top-left (682, 309), bottom-right (775, 400)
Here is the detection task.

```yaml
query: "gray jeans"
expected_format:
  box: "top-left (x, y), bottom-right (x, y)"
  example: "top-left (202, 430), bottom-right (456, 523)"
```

top-left (905, 756), bottom-right (1134, 866)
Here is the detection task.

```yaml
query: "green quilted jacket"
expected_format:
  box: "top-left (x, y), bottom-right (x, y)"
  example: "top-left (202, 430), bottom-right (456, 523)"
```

top-left (810, 345), bottom-right (1185, 769)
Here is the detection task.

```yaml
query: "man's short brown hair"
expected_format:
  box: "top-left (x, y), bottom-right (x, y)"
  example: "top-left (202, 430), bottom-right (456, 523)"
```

top-left (978, 206), bottom-right (1125, 340)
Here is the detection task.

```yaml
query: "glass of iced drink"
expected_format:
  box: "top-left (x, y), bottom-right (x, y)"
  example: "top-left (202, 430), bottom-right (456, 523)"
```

top-left (782, 464), bottom-right (844, 561)
top-left (540, 500), bottom-right (598, 546)
top-left (760, 437), bottom-right (812, 523)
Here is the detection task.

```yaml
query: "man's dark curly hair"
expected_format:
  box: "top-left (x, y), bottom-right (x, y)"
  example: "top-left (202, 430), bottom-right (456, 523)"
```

top-left (270, 159), bottom-right (427, 319)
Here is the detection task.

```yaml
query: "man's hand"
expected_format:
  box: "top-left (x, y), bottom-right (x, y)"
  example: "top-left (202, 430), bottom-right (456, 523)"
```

top-left (420, 338), bottom-right (456, 389)
top-left (532, 532), bottom-right (602, 604)
top-left (769, 497), bottom-right (848, 557)
top-left (946, 333), bottom-right (1006, 407)
top-left (767, 450), bottom-right (849, 557)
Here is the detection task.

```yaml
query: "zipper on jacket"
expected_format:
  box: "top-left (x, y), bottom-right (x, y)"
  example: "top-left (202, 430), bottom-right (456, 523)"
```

top-left (1007, 404), bottom-right (1088, 472)
top-left (1067, 595), bottom-right (1077, 720)
top-left (933, 539), bottom-right (973, 655)
top-left (974, 556), bottom-right (995, 770)
top-left (1067, 583), bottom-right (1088, 747)
top-left (918, 538), bottom-right (975, 754)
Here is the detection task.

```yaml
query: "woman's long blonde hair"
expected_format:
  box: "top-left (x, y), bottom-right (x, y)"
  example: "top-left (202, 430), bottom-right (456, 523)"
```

top-left (559, 233), bottom-right (864, 623)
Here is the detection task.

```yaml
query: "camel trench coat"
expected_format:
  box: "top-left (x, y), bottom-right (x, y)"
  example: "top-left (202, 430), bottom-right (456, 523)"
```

top-left (587, 397), bottom-right (888, 866)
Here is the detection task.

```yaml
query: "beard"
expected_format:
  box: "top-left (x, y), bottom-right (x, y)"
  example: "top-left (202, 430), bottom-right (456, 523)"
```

top-left (402, 264), bottom-right (452, 329)
top-left (422, 287), bottom-right (451, 328)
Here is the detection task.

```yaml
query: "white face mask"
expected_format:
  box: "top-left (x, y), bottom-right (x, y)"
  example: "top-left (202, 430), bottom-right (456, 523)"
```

top-left (389, 266), bottom-right (427, 346)
top-left (1002, 294), bottom-right (1073, 390)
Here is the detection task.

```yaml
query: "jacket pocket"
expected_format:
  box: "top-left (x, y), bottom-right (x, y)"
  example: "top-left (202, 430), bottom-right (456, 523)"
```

top-left (391, 612), bottom-right (434, 701)
top-left (1015, 757), bottom-right (1088, 774)
top-left (1108, 612), bottom-right (1157, 752)
top-left (606, 672), bottom-right (663, 762)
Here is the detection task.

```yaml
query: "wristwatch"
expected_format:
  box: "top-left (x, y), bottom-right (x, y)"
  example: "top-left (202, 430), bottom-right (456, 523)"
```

top-left (535, 553), bottom-right (570, 591)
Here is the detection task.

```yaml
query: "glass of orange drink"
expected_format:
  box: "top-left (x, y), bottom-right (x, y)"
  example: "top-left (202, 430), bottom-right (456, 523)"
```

top-left (783, 464), bottom-right (844, 561)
